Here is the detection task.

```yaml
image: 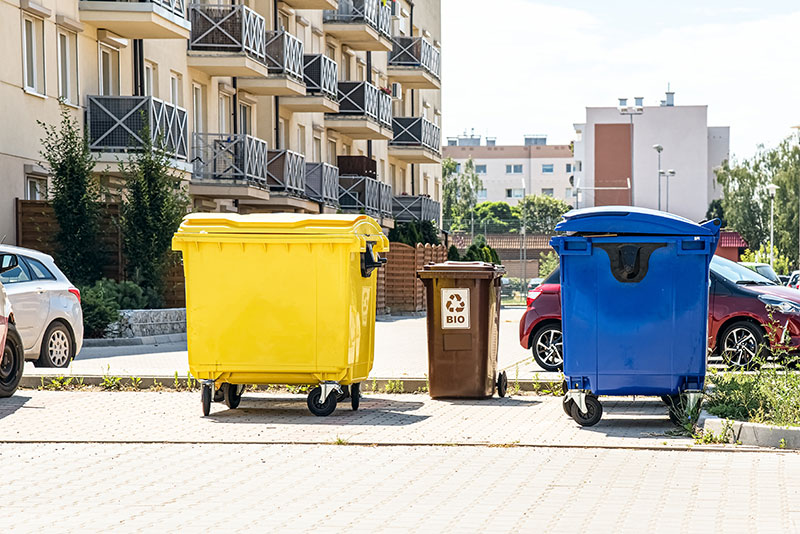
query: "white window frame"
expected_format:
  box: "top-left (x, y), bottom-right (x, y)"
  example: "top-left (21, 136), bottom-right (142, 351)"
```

top-left (144, 61), bottom-right (157, 97)
top-left (542, 164), bottom-right (554, 174)
top-left (98, 44), bottom-right (120, 96)
top-left (541, 188), bottom-right (554, 197)
top-left (57, 29), bottom-right (79, 104)
top-left (170, 72), bottom-right (183, 106)
top-left (477, 189), bottom-right (487, 200)
top-left (475, 164), bottom-right (487, 174)
top-left (506, 164), bottom-right (522, 174)
top-left (239, 101), bottom-right (252, 136)
top-left (192, 83), bottom-right (206, 133)
top-left (22, 15), bottom-right (45, 95)
top-left (26, 176), bottom-right (47, 200)
top-left (218, 93), bottom-right (232, 133)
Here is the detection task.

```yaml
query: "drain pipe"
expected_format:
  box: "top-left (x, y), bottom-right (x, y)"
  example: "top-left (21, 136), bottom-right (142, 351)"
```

top-left (232, 77), bottom-right (238, 134)
top-left (367, 51), bottom-right (372, 159)
top-left (409, 3), bottom-right (415, 195)
top-left (273, 1), bottom-right (280, 148)
top-left (133, 39), bottom-right (144, 96)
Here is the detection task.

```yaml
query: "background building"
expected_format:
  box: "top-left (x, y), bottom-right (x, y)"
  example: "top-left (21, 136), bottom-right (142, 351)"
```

top-left (443, 134), bottom-right (574, 206)
top-left (1, 0), bottom-right (443, 245)
top-left (572, 90), bottom-right (729, 222)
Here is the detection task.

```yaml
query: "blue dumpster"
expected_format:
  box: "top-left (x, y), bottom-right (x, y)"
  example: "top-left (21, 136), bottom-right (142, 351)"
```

top-left (550, 207), bottom-right (720, 426)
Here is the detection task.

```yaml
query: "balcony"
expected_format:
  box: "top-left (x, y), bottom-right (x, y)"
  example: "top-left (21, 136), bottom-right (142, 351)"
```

top-left (237, 30), bottom-right (305, 96)
top-left (86, 95), bottom-right (189, 173)
top-left (189, 133), bottom-right (270, 202)
top-left (388, 36), bottom-right (441, 90)
top-left (323, 0), bottom-right (392, 52)
top-left (187, 4), bottom-right (268, 77)
top-left (281, 0), bottom-right (337, 9)
top-left (393, 195), bottom-right (441, 226)
top-left (339, 175), bottom-right (380, 216)
top-left (305, 162), bottom-right (339, 206)
top-left (325, 82), bottom-right (392, 140)
top-left (388, 117), bottom-right (441, 164)
top-left (281, 55), bottom-right (339, 113)
top-left (79, 0), bottom-right (190, 39)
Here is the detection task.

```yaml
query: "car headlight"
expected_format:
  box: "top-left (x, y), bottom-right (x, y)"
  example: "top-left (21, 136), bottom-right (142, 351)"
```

top-left (758, 295), bottom-right (800, 314)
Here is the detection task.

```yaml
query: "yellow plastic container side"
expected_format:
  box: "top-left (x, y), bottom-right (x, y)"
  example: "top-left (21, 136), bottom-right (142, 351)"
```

top-left (172, 213), bottom-right (389, 388)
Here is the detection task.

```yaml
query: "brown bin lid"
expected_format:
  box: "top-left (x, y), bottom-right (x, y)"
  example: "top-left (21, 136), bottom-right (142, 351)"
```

top-left (417, 261), bottom-right (505, 279)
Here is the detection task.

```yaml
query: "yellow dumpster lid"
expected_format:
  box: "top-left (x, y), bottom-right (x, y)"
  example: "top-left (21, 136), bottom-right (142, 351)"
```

top-left (174, 213), bottom-right (386, 237)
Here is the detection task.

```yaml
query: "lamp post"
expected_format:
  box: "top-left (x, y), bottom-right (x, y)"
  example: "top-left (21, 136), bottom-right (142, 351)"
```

top-left (767, 183), bottom-right (780, 268)
top-left (664, 169), bottom-right (676, 212)
top-left (652, 144), bottom-right (663, 210)
top-left (618, 97), bottom-right (644, 206)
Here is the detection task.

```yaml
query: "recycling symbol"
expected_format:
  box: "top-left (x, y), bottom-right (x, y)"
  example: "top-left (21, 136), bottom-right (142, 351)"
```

top-left (446, 293), bottom-right (465, 313)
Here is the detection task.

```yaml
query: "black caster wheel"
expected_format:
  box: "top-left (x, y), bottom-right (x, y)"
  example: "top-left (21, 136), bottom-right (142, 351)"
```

top-left (224, 383), bottom-right (243, 409)
top-left (213, 388), bottom-right (224, 403)
top-left (562, 397), bottom-right (574, 417)
top-left (570, 396), bottom-right (603, 427)
top-left (497, 371), bottom-right (508, 398)
top-left (337, 385), bottom-right (350, 403)
top-left (351, 382), bottom-right (361, 411)
top-left (307, 386), bottom-right (337, 417)
top-left (201, 384), bottom-right (212, 417)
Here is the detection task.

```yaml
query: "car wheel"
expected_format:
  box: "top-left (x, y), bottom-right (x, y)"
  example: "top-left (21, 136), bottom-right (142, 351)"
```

top-left (720, 321), bottom-right (764, 370)
top-left (0, 327), bottom-right (24, 397)
top-left (532, 324), bottom-right (563, 372)
top-left (36, 322), bottom-right (74, 368)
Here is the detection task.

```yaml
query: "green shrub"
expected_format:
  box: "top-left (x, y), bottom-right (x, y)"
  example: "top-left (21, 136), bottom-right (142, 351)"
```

top-left (80, 284), bottom-right (120, 338)
top-left (447, 245), bottom-right (460, 261)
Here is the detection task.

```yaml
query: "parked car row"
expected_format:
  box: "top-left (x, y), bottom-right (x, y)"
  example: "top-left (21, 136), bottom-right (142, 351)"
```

top-left (520, 255), bottom-right (800, 371)
top-left (0, 245), bottom-right (84, 397)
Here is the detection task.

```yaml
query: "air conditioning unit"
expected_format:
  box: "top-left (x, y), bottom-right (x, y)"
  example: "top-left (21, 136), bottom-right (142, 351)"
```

top-left (391, 82), bottom-right (402, 99)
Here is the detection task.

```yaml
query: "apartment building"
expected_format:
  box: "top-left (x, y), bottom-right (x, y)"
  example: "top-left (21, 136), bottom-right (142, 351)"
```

top-left (442, 135), bottom-right (575, 206)
top-left (0, 0), bottom-right (443, 244)
top-left (572, 91), bottom-right (729, 222)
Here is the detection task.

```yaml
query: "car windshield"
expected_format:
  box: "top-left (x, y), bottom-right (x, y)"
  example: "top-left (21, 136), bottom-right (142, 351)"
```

top-left (711, 256), bottom-right (775, 285)
top-left (542, 266), bottom-right (560, 285)
top-left (754, 265), bottom-right (779, 282)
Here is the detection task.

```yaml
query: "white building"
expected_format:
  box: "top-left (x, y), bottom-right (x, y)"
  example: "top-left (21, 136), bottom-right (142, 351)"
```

top-left (572, 91), bottom-right (729, 222)
top-left (443, 135), bottom-right (574, 206)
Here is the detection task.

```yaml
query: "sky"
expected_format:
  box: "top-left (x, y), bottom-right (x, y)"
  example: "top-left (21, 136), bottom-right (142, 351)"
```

top-left (440, 0), bottom-right (800, 160)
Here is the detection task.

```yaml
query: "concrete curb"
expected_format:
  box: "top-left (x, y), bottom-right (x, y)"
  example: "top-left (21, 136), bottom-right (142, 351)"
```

top-left (21, 374), bottom-right (563, 393)
top-left (699, 410), bottom-right (800, 450)
top-left (83, 333), bottom-right (187, 347)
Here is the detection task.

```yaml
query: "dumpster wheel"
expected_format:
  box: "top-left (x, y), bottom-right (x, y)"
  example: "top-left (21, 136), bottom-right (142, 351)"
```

top-left (224, 383), bottom-right (243, 409)
top-left (201, 382), bottom-right (212, 417)
top-left (307, 386), bottom-right (338, 417)
top-left (337, 385), bottom-right (350, 403)
top-left (562, 397), bottom-right (575, 416)
top-left (351, 383), bottom-right (361, 411)
top-left (497, 371), bottom-right (508, 398)
top-left (570, 395), bottom-right (602, 427)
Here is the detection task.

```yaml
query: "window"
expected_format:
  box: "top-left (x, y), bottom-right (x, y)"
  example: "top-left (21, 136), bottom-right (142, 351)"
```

top-left (341, 56), bottom-right (351, 80)
top-left (389, 164), bottom-right (397, 191)
top-left (297, 125), bottom-right (306, 154)
top-left (23, 16), bottom-right (45, 94)
top-left (505, 188), bottom-right (523, 199)
top-left (541, 188), bottom-right (554, 196)
top-left (576, 161), bottom-right (583, 171)
top-left (192, 83), bottom-right (206, 133)
top-left (455, 163), bottom-right (461, 173)
top-left (57, 30), bottom-right (78, 104)
top-left (506, 164), bottom-right (522, 174)
top-left (565, 187), bottom-right (572, 198)
top-left (239, 102), bottom-right (252, 135)
top-left (279, 13), bottom-right (290, 31)
top-left (326, 44), bottom-right (336, 61)
top-left (327, 139), bottom-right (337, 165)
top-left (99, 45), bottom-right (120, 96)
top-left (475, 164), bottom-right (487, 174)
top-left (144, 62), bottom-right (156, 97)
top-left (280, 118), bottom-right (289, 150)
top-left (313, 136), bottom-right (321, 161)
top-left (342, 143), bottom-right (351, 155)
top-left (26, 176), bottom-right (47, 200)
top-left (566, 163), bottom-right (573, 173)
top-left (218, 93), bottom-right (232, 133)
top-left (23, 257), bottom-right (55, 281)
top-left (170, 72), bottom-right (183, 106)
top-left (477, 189), bottom-right (487, 200)
top-left (542, 164), bottom-right (554, 174)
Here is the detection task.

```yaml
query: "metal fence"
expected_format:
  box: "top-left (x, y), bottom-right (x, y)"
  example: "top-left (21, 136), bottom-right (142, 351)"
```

top-left (188, 4), bottom-right (266, 64)
top-left (303, 54), bottom-right (338, 100)
top-left (305, 162), bottom-right (339, 205)
top-left (86, 95), bottom-right (188, 160)
top-left (81, 0), bottom-right (188, 19)
top-left (267, 149), bottom-right (305, 194)
top-left (192, 133), bottom-right (268, 187)
top-left (393, 196), bottom-right (441, 226)
top-left (378, 181), bottom-right (392, 218)
top-left (336, 81), bottom-right (392, 129)
top-left (390, 117), bottom-right (440, 152)
top-left (265, 30), bottom-right (304, 81)
top-left (339, 174), bottom-right (381, 216)
top-left (323, 0), bottom-right (390, 38)
top-left (389, 36), bottom-right (441, 79)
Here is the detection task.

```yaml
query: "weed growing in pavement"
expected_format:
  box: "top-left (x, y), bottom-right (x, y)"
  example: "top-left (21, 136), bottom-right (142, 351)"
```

top-left (693, 419), bottom-right (735, 445)
top-left (512, 365), bottom-right (521, 395)
top-left (186, 374), bottom-right (196, 391)
top-left (150, 378), bottom-right (164, 392)
top-left (332, 436), bottom-right (349, 445)
top-left (385, 380), bottom-right (404, 394)
top-left (101, 371), bottom-right (122, 391)
top-left (173, 372), bottom-right (180, 390)
top-left (41, 376), bottom-right (73, 391)
top-left (286, 385), bottom-right (310, 394)
top-left (124, 376), bottom-right (142, 391)
top-left (248, 384), bottom-right (260, 392)
top-left (780, 438), bottom-right (787, 449)
top-left (371, 378), bottom-right (378, 393)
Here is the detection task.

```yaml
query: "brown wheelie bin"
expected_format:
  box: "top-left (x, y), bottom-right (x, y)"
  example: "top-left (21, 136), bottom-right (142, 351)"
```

top-left (417, 262), bottom-right (506, 398)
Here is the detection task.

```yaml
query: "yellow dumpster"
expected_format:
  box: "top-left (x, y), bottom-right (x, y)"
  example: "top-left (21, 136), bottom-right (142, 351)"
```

top-left (172, 213), bottom-right (388, 417)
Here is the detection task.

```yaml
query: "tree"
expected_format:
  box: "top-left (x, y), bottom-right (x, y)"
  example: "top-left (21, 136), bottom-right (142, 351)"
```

top-left (447, 245), bottom-right (460, 261)
top-left (740, 244), bottom-right (791, 276)
top-left (388, 221), bottom-right (440, 246)
top-left (473, 201), bottom-right (520, 234)
top-left (441, 157), bottom-right (482, 231)
top-left (119, 123), bottom-right (188, 306)
top-left (38, 102), bottom-right (104, 286)
top-left (705, 199), bottom-right (726, 227)
top-left (538, 251), bottom-right (559, 277)
top-left (517, 194), bottom-right (572, 234)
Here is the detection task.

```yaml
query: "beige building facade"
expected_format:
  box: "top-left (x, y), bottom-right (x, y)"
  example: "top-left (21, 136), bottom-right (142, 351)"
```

top-left (0, 0), bottom-right (442, 244)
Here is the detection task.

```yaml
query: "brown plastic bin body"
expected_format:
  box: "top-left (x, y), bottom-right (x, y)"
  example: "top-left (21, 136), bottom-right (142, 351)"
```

top-left (417, 262), bottom-right (505, 398)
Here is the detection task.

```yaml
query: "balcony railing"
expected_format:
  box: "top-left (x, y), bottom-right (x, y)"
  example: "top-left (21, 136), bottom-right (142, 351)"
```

top-left (192, 133), bottom-right (268, 187)
top-left (267, 149), bottom-right (305, 195)
top-left (339, 175), bottom-right (380, 216)
top-left (305, 162), bottom-right (339, 205)
top-left (389, 36), bottom-right (440, 79)
top-left (323, 0), bottom-right (391, 39)
top-left (87, 95), bottom-right (188, 160)
top-left (390, 117), bottom-right (441, 152)
top-left (265, 30), bottom-right (304, 81)
top-left (337, 155), bottom-right (376, 178)
top-left (81, 0), bottom-right (187, 19)
top-left (393, 195), bottom-right (441, 226)
top-left (303, 54), bottom-right (338, 100)
top-left (378, 181), bottom-right (392, 218)
top-left (335, 81), bottom-right (392, 129)
top-left (188, 4), bottom-right (266, 64)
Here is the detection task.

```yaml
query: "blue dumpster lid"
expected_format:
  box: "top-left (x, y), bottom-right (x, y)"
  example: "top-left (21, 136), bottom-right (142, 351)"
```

top-left (555, 206), bottom-right (720, 236)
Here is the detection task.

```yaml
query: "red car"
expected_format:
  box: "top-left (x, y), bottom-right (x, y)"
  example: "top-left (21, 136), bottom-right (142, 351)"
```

top-left (520, 255), bottom-right (800, 371)
top-left (1, 254), bottom-right (24, 397)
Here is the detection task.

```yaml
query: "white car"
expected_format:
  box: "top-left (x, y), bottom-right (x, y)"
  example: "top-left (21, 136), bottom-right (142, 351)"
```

top-left (0, 245), bottom-right (83, 368)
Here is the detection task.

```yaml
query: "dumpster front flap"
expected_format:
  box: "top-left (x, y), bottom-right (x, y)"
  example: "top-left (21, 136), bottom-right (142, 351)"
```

top-left (555, 206), bottom-right (719, 236)
top-left (418, 261), bottom-right (505, 280)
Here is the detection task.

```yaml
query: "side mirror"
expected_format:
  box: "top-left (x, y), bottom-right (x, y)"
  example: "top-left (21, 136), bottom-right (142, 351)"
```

top-left (0, 254), bottom-right (18, 275)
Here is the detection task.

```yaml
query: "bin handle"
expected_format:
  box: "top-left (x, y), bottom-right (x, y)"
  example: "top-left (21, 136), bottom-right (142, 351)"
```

top-left (361, 241), bottom-right (387, 278)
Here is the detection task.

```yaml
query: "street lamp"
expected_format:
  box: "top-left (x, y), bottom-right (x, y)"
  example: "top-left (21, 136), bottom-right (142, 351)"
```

top-left (652, 144), bottom-right (663, 210)
top-left (767, 183), bottom-right (780, 268)
top-left (663, 169), bottom-right (676, 212)
top-left (618, 97), bottom-right (644, 206)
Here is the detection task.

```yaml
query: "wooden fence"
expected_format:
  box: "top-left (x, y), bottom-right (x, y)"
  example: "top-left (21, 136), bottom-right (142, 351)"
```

top-left (383, 242), bottom-right (447, 313)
